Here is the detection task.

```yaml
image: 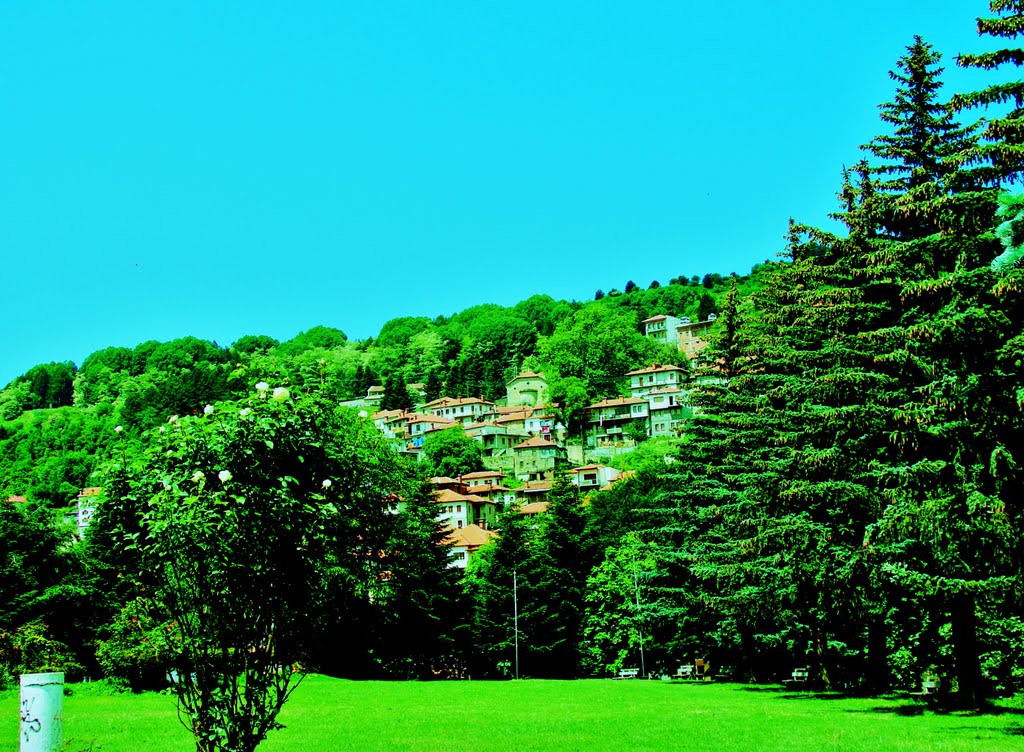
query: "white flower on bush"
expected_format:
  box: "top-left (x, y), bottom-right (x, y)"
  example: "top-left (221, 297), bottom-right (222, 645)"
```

top-left (240, 407), bottom-right (252, 418)
top-left (114, 425), bottom-right (123, 433)
top-left (168, 415), bottom-right (179, 424)
top-left (218, 470), bottom-right (232, 483)
top-left (204, 404), bottom-right (214, 415)
top-left (321, 479), bottom-right (332, 489)
top-left (159, 426), bottom-right (166, 433)
top-left (272, 387), bottom-right (290, 401)
top-left (255, 381), bottom-right (270, 393)
top-left (191, 470), bottom-right (206, 483)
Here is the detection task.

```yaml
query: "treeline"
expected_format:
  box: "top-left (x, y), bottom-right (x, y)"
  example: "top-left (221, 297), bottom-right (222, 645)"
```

top-left (0, 272), bottom-right (744, 504)
top-left (642, 26), bottom-right (1024, 704)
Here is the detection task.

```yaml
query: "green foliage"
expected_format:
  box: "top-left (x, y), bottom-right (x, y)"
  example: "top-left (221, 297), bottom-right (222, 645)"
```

top-left (420, 427), bottom-right (484, 478)
top-left (0, 620), bottom-right (85, 688)
top-left (94, 598), bottom-right (181, 692)
top-left (101, 386), bottom-right (417, 751)
top-left (276, 326), bottom-right (347, 356)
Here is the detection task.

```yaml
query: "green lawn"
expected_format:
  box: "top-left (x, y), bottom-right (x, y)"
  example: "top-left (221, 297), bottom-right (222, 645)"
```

top-left (3, 676), bottom-right (1022, 752)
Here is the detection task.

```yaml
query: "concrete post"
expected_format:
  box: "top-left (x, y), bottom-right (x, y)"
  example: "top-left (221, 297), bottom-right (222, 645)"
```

top-left (19, 672), bottom-right (63, 752)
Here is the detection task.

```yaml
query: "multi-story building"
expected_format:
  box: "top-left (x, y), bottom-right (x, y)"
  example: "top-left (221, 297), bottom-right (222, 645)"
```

top-left (584, 396), bottom-right (648, 447)
top-left (642, 314), bottom-right (683, 344)
top-left (512, 435), bottom-right (568, 481)
top-left (676, 315), bottom-right (718, 359)
top-left (627, 363), bottom-right (687, 399)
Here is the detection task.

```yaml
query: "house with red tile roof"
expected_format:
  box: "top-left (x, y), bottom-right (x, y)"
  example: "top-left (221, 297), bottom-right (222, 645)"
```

top-left (627, 363), bottom-right (688, 399)
top-left (445, 523), bottom-right (498, 569)
top-left (512, 435), bottom-right (568, 482)
top-left (584, 396), bottom-right (648, 447)
top-left (568, 464), bottom-right (621, 491)
top-left (422, 396), bottom-right (496, 426)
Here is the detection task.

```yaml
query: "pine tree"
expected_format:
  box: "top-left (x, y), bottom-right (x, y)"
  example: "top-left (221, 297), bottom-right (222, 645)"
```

top-left (525, 474), bottom-right (593, 678)
top-left (380, 372), bottom-right (413, 412)
top-left (954, 1), bottom-right (1024, 186)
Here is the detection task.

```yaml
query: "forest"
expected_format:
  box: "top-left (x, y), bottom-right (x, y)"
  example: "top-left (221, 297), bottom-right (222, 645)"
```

top-left (2, 2), bottom-right (1024, 712)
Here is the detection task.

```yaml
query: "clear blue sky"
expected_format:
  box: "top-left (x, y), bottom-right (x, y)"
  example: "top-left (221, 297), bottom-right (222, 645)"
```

top-left (0, 1), bottom-right (1008, 387)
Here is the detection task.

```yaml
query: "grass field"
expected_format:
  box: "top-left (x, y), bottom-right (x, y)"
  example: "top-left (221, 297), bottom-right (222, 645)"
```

top-left (3, 676), bottom-right (1023, 752)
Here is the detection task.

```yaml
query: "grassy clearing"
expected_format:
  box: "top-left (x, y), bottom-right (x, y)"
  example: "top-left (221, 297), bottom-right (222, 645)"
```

top-left (3, 677), bottom-right (1022, 752)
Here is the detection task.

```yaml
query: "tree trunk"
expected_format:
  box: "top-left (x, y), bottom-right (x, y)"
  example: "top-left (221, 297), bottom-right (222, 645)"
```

top-left (950, 590), bottom-right (983, 708)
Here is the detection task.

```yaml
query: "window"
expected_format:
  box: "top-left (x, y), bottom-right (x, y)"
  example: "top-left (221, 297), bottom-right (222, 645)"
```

top-left (457, 520), bottom-right (463, 528)
top-left (457, 505), bottom-right (462, 512)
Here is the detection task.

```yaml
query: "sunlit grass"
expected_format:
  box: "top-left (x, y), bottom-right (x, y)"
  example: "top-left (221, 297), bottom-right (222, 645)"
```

top-left (3, 676), bottom-right (1022, 752)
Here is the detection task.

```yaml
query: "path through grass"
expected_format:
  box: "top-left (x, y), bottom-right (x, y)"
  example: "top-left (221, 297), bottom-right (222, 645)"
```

top-left (3, 676), bottom-right (1022, 752)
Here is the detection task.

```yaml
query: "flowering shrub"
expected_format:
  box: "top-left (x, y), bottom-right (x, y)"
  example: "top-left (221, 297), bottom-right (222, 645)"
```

top-left (0, 620), bottom-right (85, 689)
top-left (95, 598), bottom-right (181, 692)
top-left (101, 384), bottom-right (412, 752)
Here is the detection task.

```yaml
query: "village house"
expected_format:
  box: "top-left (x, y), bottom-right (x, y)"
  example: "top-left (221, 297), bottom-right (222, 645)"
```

top-left (405, 413), bottom-right (458, 443)
top-left (676, 315), bottom-right (718, 359)
top-left (463, 421), bottom-right (528, 457)
top-left (568, 464), bottom-right (621, 492)
top-left (445, 523), bottom-right (498, 569)
top-left (585, 396), bottom-right (648, 447)
top-left (423, 396), bottom-right (496, 426)
top-left (647, 386), bottom-right (691, 436)
top-left (512, 435), bottom-right (568, 481)
top-left (371, 409), bottom-right (409, 440)
top-left (627, 363), bottom-right (687, 399)
top-left (517, 479), bottom-right (554, 505)
top-left (493, 407), bottom-right (533, 435)
top-left (433, 488), bottom-right (474, 530)
top-left (506, 371), bottom-right (548, 407)
top-left (642, 314), bottom-right (683, 344)
top-left (469, 482), bottom-right (517, 507)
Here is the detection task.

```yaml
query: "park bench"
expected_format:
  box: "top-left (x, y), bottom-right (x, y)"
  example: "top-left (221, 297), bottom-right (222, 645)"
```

top-left (783, 667), bottom-right (809, 688)
top-left (616, 667), bottom-right (640, 679)
top-left (910, 677), bottom-right (940, 701)
top-left (675, 664), bottom-right (694, 680)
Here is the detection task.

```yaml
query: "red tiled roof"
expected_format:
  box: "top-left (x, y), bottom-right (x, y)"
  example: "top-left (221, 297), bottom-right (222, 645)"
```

top-left (460, 470), bottom-right (505, 480)
top-left (586, 397), bottom-right (646, 409)
top-left (445, 523), bottom-right (498, 548)
top-left (423, 396), bottom-right (495, 409)
top-left (507, 371), bottom-right (545, 383)
top-left (520, 501), bottom-right (550, 515)
top-left (78, 487), bottom-right (102, 498)
top-left (626, 363), bottom-right (686, 376)
top-left (513, 435), bottom-right (559, 450)
top-left (5, 495), bottom-right (27, 504)
top-left (642, 314), bottom-right (669, 324)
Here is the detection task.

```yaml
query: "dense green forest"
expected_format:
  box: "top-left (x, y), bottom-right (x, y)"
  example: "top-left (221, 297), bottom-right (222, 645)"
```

top-left (3, 2), bottom-right (1024, 711)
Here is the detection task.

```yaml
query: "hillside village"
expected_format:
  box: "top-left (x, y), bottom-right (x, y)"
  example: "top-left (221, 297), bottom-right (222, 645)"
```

top-left (355, 312), bottom-right (719, 568)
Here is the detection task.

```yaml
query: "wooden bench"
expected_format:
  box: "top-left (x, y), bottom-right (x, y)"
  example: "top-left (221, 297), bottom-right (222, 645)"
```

top-left (910, 678), bottom-right (940, 700)
top-left (783, 668), bottom-right (809, 688)
top-left (616, 667), bottom-right (640, 679)
top-left (675, 664), bottom-right (694, 680)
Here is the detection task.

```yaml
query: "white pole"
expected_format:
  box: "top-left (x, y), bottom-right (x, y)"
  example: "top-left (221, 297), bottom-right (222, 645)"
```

top-left (513, 569), bottom-right (520, 680)
top-left (20, 672), bottom-right (63, 752)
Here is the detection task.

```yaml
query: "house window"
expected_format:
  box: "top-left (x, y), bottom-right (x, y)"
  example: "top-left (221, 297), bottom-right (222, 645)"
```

top-left (458, 520), bottom-right (463, 528)
top-left (457, 505), bottom-right (462, 512)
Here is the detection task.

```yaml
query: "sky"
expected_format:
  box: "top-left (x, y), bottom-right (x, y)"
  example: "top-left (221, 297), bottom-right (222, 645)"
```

top-left (0, 2), bottom-right (1011, 387)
